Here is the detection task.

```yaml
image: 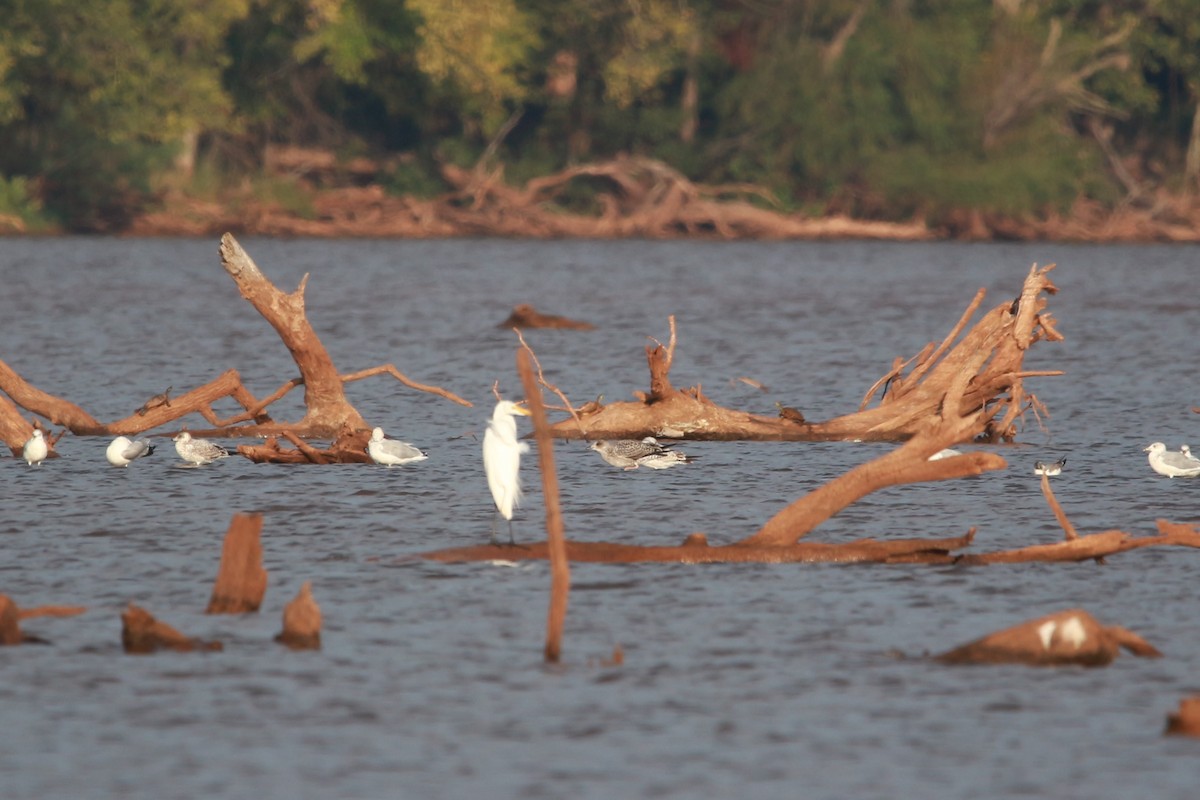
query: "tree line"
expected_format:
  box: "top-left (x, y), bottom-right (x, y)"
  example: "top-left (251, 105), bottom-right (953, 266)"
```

top-left (0, 0), bottom-right (1197, 233)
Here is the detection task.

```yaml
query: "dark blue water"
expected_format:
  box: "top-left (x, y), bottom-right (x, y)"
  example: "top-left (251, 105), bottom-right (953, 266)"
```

top-left (1, 238), bottom-right (1198, 799)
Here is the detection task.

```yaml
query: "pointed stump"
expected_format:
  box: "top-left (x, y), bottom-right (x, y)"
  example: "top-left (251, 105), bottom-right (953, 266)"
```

top-left (206, 512), bottom-right (268, 614)
top-left (0, 594), bottom-right (21, 645)
top-left (121, 603), bottom-right (223, 654)
top-left (275, 582), bottom-right (321, 650)
top-left (1165, 696), bottom-right (1200, 737)
top-left (936, 608), bottom-right (1162, 667)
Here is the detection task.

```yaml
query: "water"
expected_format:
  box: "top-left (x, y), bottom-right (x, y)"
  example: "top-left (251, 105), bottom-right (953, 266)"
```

top-left (1, 238), bottom-right (1198, 799)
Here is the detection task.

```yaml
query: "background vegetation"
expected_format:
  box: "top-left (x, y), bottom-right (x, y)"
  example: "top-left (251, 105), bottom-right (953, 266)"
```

top-left (0, 0), bottom-right (1197, 232)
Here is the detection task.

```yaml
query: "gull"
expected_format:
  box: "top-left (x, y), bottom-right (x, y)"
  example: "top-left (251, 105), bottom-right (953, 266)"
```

top-left (22, 429), bottom-right (48, 467)
top-left (1144, 442), bottom-right (1200, 478)
top-left (1033, 458), bottom-right (1066, 476)
top-left (1181, 445), bottom-right (1200, 463)
top-left (366, 426), bottom-right (427, 466)
top-left (106, 436), bottom-right (156, 467)
top-left (590, 437), bottom-right (695, 470)
top-left (483, 400), bottom-right (531, 545)
top-left (173, 431), bottom-right (230, 466)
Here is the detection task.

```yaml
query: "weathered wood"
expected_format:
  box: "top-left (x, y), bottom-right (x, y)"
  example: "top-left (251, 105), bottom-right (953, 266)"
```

top-left (518, 349), bottom-right (570, 663)
top-left (1165, 696), bottom-right (1200, 737)
top-left (0, 595), bottom-right (20, 645)
top-left (936, 608), bottom-right (1161, 667)
top-left (121, 604), bottom-right (223, 654)
top-left (499, 304), bottom-right (594, 330)
top-left (206, 512), bottom-right (268, 614)
top-left (275, 582), bottom-right (322, 650)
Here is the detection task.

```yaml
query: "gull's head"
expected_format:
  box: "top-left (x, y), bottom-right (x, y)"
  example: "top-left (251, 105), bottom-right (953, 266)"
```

top-left (32, 429), bottom-right (43, 440)
top-left (589, 441), bottom-right (606, 452)
top-left (1183, 445), bottom-right (1193, 456)
top-left (174, 431), bottom-right (191, 443)
top-left (1144, 442), bottom-right (1165, 454)
top-left (371, 427), bottom-right (385, 441)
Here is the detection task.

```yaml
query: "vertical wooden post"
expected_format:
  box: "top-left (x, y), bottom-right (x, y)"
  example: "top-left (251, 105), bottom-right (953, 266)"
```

top-left (206, 512), bottom-right (268, 613)
top-left (1039, 475), bottom-right (1079, 541)
top-left (517, 349), bottom-right (570, 663)
top-left (275, 582), bottom-right (322, 650)
top-left (0, 595), bottom-right (21, 645)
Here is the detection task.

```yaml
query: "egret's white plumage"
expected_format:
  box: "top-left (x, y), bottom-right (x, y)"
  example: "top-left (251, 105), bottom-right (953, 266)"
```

top-left (483, 400), bottom-right (531, 544)
top-left (22, 429), bottom-right (48, 467)
top-left (106, 436), bottom-right (156, 467)
top-left (589, 437), bottom-right (694, 470)
top-left (173, 431), bottom-right (229, 466)
top-left (367, 427), bottom-right (427, 466)
top-left (1144, 442), bottom-right (1200, 478)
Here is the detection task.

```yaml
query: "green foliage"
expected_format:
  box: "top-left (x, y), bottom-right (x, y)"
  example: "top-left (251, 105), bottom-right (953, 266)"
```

top-left (0, 175), bottom-right (53, 231)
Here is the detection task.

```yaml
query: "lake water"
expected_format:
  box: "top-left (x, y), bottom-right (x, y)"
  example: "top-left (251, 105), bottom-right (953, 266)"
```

top-left (1, 237), bottom-right (1198, 799)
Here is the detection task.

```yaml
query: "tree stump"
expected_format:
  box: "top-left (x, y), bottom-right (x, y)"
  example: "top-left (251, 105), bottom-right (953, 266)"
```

top-left (206, 512), bottom-right (268, 614)
top-left (935, 608), bottom-right (1162, 667)
top-left (0, 595), bottom-right (20, 645)
top-left (275, 582), bottom-right (321, 650)
top-left (121, 604), bottom-right (223, 654)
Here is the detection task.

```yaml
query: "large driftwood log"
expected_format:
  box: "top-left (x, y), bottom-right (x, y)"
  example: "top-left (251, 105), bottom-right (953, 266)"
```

top-left (0, 234), bottom-right (470, 455)
top-left (547, 264), bottom-right (1062, 442)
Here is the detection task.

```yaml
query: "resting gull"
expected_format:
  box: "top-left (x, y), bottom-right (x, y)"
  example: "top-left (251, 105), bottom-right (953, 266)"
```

top-left (173, 431), bottom-right (229, 466)
top-left (1181, 444), bottom-right (1200, 464)
top-left (1144, 442), bottom-right (1200, 478)
top-left (590, 437), bottom-right (695, 470)
top-left (1033, 458), bottom-right (1066, 476)
top-left (106, 436), bottom-right (157, 467)
top-left (22, 429), bottom-right (48, 467)
top-left (367, 426), bottom-right (427, 466)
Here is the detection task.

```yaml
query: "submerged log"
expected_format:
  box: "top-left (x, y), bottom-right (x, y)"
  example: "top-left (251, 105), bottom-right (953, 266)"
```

top-left (275, 582), bottom-right (321, 650)
top-left (547, 264), bottom-right (1062, 442)
top-left (206, 512), bottom-right (268, 613)
top-left (1165, 696), bottom-right (1200, 737)
top-left (499, 304), bottom-right (594, 330)
top-left (121, 604), bottom-right (223, 654)
top-left (935, 608), bottom-right (1162, 667)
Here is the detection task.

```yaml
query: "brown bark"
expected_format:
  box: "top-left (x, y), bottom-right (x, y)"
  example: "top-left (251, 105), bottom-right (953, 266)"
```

top-left (547, 264), bottom-right (1062, 442)
top-left (936, 608), bottom-right (1161, 667)
top-left (956, 519), bottom-right (1200, 565)
top-left (275, 582), bottom-right (322, 650)
top-left (518, 349), bottom-right (570, 663)
top-left (498, 304), bottom-right (595, 330)
top-left (1165, 696), bottom-right (1200, 737)
top-left (206, 512), bottom-right (269, 614)
top-left (0, 595), bottom-right (20, 645)
top-left (121, 604), bottom-right (223, 654)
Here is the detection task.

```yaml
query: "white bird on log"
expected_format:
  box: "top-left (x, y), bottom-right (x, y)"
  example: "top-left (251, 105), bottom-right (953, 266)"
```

top-left (173, 431), bottom-right (230, 466)
top-left (106, 436), bottom-right (156, 467)
top-left (366, 427), bottom-right (427, 466)
top-left (483, 400), bottom-right (532, 545)
top-left (1033, 458), bottom-right (1066, 476)
top-left (1144, 442), bottom-right (1200, 478)
top-left (590, 437), bottom-right (695, 470)
top-left (22, 429), bottom-right (48, 467)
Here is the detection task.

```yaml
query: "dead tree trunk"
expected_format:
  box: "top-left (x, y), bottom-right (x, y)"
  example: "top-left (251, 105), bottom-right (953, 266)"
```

top-left (548, 264), bottom-right (1062, 442)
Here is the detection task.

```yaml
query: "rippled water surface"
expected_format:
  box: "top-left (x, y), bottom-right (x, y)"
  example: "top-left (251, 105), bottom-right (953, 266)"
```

top-left (1, 238), bottom-right (1198, 799)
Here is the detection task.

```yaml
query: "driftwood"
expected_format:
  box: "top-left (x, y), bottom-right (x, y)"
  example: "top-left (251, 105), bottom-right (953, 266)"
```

top-left (935, 608), bottom-right (1161, 667)
top-left (275, 582), bottom-right (322, 650)
top-left (0, 595), bottom-right (19, 645)
top-left (0, 233), bottom-right (470, 457)
top-left (206, 512), bottom-right (268, 613)
top-left (547, 264), bottom-right (1063, 442)
top-left (121, 603), bottom-right (223, 654)
top-left (499, 304), bottom-right (594, 330)
top-left (1165, 696), bottom-right (1200, 737)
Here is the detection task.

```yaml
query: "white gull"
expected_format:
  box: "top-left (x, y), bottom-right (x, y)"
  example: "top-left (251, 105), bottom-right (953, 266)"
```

top-left (367, 427), bottom-right (427, 466)
top-left (1144, 442), bottom-right (1200, 478)
top-left (173, 431), bottom-right (230, 466)
top-left (106, 436), bottom-right (156, 467)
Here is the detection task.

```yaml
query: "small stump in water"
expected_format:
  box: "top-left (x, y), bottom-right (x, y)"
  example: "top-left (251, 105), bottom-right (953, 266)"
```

top-left (121, 604), bottom-right (223, 654)
top-left (206, 512), bottom-right (268, 614)
top-left (275, 582), bottom-right (321, 650)
top-left (1165, 696), bottom-right (1200, 737)
top-left (936, 608), bottom-right (1161, 667)
top-left (0, 595), bottom-right (21, 645)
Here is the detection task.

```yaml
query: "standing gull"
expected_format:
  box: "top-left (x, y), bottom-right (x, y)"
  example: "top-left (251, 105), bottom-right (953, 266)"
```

top-left (1033, 458), bottom-right (1066, 476)
top-left (483, 399), bottom-right (531, 545)
top-left (173, 431), bottom-right (230, 466)
top-left (1144, 442), bottom-right (1200, 478)
top-left (106, 436), bottom-right (156, 467)
top-left (590, 437), bottom-right (695, 470)
top-left (22, 429), bottom-right (48, 467)
top-left (366, 427), bottom-right (427, 466)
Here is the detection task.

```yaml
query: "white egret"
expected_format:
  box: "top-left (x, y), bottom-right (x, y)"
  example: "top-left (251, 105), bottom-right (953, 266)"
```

top-left (589, 436), bottom-right (694, 470)
top-left (173, 431), bottom-right (230, 466)
top-left (22, 429), bottom-right (48, 466)
top-left (367, 426), bottom-right (427, 466)
top-left (1144, 442), bottom-right (1200, 478)
top-left (483, 399), bottom-right (531, 545)
top-left (106, 436), bottom-right (156, 467)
